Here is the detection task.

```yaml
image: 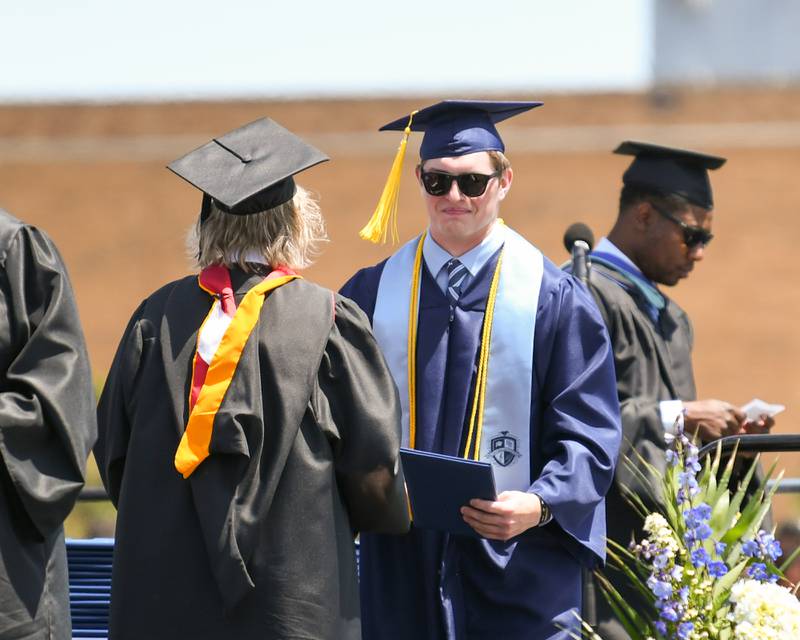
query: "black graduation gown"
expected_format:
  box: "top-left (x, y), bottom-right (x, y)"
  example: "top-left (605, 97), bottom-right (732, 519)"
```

top-left (95, 270), bottom-right (409, 640)
top-left (0, 209), bottom-right (97, 640)
top-left (586, 262), bottom-right (698, 639)
top-left (342, 251), bottom-right (622, 640)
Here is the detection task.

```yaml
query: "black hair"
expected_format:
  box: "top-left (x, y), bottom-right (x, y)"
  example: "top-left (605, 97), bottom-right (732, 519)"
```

top-left (618, 184), bottom-right (692, 217)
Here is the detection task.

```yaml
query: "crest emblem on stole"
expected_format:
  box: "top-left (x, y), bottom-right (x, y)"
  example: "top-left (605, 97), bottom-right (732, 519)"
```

top-left (486, 430), bottom-right (522, 467)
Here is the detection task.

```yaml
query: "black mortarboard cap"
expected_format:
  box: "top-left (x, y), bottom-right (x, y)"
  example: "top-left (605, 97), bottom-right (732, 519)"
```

top-left (168, 118), bottom-right (328, 216)
top-left (615, 140), bottom-right (726, 209)
top-left (380, 99), bottom-right (542, 160)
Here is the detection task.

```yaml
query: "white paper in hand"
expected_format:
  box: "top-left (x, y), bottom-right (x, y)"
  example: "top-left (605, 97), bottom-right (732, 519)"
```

top-left (741, 398), bottom-right (785, 422)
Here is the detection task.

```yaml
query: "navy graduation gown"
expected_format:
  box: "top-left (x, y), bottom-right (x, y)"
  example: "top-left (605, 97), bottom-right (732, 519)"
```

top-left (341, 249), bottom-right (621, 640)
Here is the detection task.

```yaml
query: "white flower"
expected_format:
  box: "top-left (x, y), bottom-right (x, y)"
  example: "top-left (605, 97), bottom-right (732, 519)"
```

top-left (729, 579), bottom-right (800, 639)
top-left (643, 513), bottom-right (679, 554)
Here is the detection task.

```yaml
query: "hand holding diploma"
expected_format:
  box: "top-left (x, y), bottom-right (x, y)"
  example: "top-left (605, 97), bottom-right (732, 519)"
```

top-left (461, 491), bottom-right (542, 541)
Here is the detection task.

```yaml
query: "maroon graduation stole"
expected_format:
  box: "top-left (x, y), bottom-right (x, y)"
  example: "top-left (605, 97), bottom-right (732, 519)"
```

top-left (174, 265), bottom-right (299, 478)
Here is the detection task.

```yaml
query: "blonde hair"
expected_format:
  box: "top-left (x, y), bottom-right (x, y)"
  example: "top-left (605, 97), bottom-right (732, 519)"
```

top-left (187, 185), bottom-right (328, 272)
top-left (418, 150), bottom-right (512, 172)
top-left (487, 150), bottom-right (511, 172)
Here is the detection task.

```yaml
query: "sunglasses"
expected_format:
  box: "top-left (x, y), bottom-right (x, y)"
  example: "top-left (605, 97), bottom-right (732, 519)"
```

top-left (420, 170), bottom-right (502, 198)
top-left (650, 202), bottom-right (714, 248)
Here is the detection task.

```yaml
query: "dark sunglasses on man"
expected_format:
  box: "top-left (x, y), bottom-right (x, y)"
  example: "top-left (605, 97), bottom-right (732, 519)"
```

top-left (649, 201), bottom-right (714, 248)
top-left (419, 170), bottom-right (502, 198)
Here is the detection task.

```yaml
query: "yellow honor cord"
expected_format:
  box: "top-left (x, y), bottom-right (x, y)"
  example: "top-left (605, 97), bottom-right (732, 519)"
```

top-left (463, 251), bottom-right (504, 459)
top-left (174, 274), bottom-right (300, 478)
top-left (406, 233), bottom-right (425, 449)
top-left (405, 233), bottom-right (504, 460)
top-left (359, 110), bottom-right (419, 244)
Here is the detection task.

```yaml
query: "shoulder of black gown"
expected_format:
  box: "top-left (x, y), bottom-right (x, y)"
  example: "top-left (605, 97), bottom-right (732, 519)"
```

top-left (0, 215), bottom-right (96, 539)
top-left (586, 262), bottom-right (647, 327)
top-left (136, 274), bottom-right (203, 324)
top-left (94, 274), bottom-right (199, 504)
top-left (0, 208), bottom-right (24, 260)
top-left (338, 259), bottom-right (388, 324)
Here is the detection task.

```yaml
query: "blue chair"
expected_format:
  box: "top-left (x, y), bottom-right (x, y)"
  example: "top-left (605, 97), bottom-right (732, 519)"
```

top-left (66, 538), bottom-right (114, 639)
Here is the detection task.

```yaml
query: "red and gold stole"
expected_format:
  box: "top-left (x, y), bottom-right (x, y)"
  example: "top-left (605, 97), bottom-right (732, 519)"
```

top-left (174, 265), bottom-right (299, 478)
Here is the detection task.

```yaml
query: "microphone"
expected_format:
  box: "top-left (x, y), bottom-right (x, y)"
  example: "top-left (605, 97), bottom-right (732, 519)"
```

top-left (563, 223), bottom-right (595, 285)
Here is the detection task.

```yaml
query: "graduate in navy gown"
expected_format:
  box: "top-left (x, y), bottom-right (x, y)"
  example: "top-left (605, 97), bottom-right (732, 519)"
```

top-left (341, 100), bottom-right (622, 640)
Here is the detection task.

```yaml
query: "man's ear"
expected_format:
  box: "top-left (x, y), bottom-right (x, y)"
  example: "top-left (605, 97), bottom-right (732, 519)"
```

top-left (631, 201), bottom-right (652, 231)
top-left (497, 168), bottom-right (513, 201)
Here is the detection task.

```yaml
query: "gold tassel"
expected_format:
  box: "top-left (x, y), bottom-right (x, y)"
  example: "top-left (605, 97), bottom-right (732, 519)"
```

top-left (359, 111), bottom-right (418, 244)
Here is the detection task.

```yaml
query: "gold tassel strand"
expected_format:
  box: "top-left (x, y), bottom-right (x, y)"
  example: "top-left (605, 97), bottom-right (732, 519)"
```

top-left (359, 111), bottom-right (418, 244)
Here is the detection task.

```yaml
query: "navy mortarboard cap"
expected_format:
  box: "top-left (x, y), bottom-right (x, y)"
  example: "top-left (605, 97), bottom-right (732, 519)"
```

top-left (168, 118), bottom-right (328, 217)
top-left (380, 100), bottom-right (542, 160)
top-left (615, 140), bottom-right (726, 209)
top-left (360, 99), bottom-right (542, 243)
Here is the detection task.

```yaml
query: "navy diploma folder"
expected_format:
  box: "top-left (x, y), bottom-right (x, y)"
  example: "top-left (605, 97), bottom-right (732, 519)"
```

top-left (400, 447), bottom-right (497, 537)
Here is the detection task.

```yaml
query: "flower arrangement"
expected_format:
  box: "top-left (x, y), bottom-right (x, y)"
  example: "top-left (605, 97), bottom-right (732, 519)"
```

top-left (590, 424), bottom-right (800, 640)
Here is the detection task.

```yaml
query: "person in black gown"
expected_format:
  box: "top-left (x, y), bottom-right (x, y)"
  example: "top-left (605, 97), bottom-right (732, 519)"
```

top-left (0, 208), bottom-right (97, 640)
top-left (582, 141), bottom-right (775, 639)
top-left (94, 118), bottom-right (410, 640)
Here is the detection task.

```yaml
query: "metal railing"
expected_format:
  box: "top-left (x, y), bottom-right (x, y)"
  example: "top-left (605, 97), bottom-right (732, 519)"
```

top-left (697, 433), bottom-right (800, 494)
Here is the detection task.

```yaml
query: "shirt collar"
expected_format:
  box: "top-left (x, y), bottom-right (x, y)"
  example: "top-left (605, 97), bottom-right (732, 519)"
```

top-left (593, 237), bottom-right (646, 280)
top-left (423, 223), bottom-right (506, 278)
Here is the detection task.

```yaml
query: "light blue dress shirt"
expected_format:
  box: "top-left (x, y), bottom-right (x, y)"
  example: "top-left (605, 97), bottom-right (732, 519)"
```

top-left (422, 223), bottom-right (506, 295)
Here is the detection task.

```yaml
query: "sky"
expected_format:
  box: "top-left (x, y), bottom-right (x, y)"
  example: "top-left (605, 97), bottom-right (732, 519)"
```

top-left (0, 1), bottom-right (652, 102)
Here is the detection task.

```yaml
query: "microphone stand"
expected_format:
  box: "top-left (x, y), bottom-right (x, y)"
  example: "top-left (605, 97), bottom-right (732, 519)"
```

top-left (571, 240), bottom-right (591, 285)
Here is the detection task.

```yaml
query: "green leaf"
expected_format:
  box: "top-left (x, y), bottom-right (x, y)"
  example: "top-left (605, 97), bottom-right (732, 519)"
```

top-left (604, 547), bottom-right (656, 604)
top-left (720, 460), bottom-right (777, 548)
top-left (780, 542), bottom-right (800, 575)
top-left (712, 559), bottom-right (748, 610)
top-left (709, 490), bottom-right (730, 535)
top-left (594, 572), bottom-right (652, 640)
top-left (724, 466), bottom-right (782, 550)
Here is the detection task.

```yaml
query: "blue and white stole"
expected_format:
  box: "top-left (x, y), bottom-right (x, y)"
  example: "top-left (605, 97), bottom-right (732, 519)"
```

top-left (591, 244), bottom-right (666, 327)
top-left (372, 224), bottom-right (543, 492)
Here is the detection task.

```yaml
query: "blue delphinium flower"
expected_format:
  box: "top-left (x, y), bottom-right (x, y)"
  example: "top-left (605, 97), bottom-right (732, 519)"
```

top-left (742, 539), bottom-right (760, 557)
top-left (683, 522), bottom-right (712, 545)
top-left (708, 561), bottom-right (728, 578)
top-left (745, 562), bottom-right (776, 582)
top-left (677, 620), bottom-right (694, 639)
top-left (691, 547), bottom-right (711, 567)
top-left (653, 552), bottom-right (670, 569)
top-left (741, 530), bottom-right (783, 583)
top-left (742, 530), bottom-right (783, 562)
top-left (647, 575), bottom-right (673, 599)
top-left (659, 602), bottom-right (679, 622)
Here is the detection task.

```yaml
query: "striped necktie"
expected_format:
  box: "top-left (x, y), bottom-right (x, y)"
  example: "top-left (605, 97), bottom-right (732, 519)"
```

top-left (446, 258), bottom-right (468, 319)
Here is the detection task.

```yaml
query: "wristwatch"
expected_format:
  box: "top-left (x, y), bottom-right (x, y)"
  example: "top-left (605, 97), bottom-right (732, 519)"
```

top-left (535, 494), bottom-right (552, 527)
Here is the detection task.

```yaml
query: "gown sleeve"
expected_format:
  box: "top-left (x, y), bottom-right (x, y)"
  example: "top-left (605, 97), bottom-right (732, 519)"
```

top-left (0, 224), bottom-right (96, 539)
top-left (530, 273), bottom-right (622, 562)
top-left (317, 294), bottom-right (410, 535)
top-left (94, 302), bottom-right (146, 506)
